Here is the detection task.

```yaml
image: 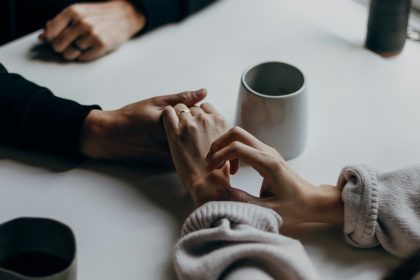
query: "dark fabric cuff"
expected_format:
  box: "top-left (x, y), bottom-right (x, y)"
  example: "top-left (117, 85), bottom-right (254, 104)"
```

top-left (130, 0), bottom-right (182, 32)
top-left (21, 92), bottom-right (100, 159)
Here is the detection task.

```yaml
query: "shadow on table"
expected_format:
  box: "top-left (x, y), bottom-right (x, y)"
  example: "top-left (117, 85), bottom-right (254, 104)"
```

top-left (80, 160), bottom-right (193, 280)
top-left (281, 223), bottom-right (400, 275)
top-left (27, 43), bottom-right (66, 63)
top-left (0, 147), bottom-right (191, 279)
top-left (0, 146), bottom-right (79, 172)
top-left (0, 146), bottom-right (193, 227)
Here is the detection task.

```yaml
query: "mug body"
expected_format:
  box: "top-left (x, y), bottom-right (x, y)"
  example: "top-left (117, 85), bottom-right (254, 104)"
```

top-left (235, 61), bottom-right (308, 160)
top-left (0, 218), bottom-right (77, 280)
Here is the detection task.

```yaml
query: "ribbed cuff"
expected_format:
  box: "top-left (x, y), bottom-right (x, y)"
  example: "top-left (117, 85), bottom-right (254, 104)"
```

top-left (181, 201), bottom-right (282, 237)
top-left (338, 165), bottom-right (380, 248)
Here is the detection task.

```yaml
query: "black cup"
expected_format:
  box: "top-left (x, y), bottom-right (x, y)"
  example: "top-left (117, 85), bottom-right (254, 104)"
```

top-left (365, 0), bottom-right (412, 57)
top-left (0, 218), bottom-right (76, 280)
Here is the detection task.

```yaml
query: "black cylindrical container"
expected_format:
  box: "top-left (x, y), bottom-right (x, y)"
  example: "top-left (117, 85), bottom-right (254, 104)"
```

top-left (365, 0), bottom-right (412, 57)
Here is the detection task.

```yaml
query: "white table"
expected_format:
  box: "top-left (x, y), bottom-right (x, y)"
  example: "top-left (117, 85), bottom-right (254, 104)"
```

top-left (1, 0), bottom-right (419, 279)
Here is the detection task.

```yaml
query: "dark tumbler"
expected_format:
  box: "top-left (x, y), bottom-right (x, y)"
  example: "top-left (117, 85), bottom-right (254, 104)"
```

top-left (365, 0), bottom-right (412, 57)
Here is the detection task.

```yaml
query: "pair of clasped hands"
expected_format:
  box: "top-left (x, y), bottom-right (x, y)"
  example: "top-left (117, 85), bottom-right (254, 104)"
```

top-left (81, 89), bottom-right (343, 225)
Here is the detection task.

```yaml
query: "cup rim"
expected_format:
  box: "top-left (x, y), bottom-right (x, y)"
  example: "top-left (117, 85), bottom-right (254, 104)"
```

top-left (241, 61), bottom-right (306, 99)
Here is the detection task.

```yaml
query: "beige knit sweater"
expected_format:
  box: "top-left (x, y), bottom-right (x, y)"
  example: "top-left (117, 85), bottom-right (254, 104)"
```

top-left (174, 165), bottom-right (420, 280)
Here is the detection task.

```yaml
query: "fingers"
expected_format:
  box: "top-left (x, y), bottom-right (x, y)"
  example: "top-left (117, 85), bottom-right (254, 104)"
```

top-left (206, 141), bottom-right (276, 177)
top-left (154, 89), bottom-right (207, 107)
top-left (75, 35), bottom-right (94, 50)
top-left (62, 46), bottom-right (82, 61)
top-left (189, 106), bottom-right (203, 116)
top-left (42, 8), bottom-right (76, 41)
top-left (51, 23), bottom-right (84, 53)
top-left (207, 126), bottom-right (264, 161)
top-left (173, 103), bottom-right (192, 120)
top-left (77, 45), bottom-right (105, 62)
top-left (200, 103), bottom-right (219, 114)
top-left (162, 106), bottom-right (179, 133)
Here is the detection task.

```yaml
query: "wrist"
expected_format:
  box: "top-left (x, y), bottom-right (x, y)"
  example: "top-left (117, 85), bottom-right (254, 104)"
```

top-left (189, 170), bottom-right (231, 207)
top-left (306, 185), bottom-right (344, 224)
top-left (79, 109), bottom-right (115, 159)
top-left (113, 0), bottom-right (146, 35)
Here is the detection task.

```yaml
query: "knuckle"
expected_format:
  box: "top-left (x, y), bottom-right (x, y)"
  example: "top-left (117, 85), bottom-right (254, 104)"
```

top-left (66, 5), bottom-right (80, 17)
top-left (266, 156), bottom-right (282, 171)
top-left (185, 122), bottom-right (198, 132)
top-left (215, 115), bottom-right (226, 123)
top-left (162, 107), bottom-right (170, 117)
top-left (230, 141), bottom-right (242, 152)
top-left (52, 41), bottom-right (64, 52)
top-left (230, 126), bottom-right (242, 136)
top-left (81, 22), bottom-right (94, 34)
top-left (196, 112), bottom-right (208, 122)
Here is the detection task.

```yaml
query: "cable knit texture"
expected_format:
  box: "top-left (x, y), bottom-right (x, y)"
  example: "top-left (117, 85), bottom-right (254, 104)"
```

top-left (338, 165), bottom-right (420, 258)
top-left (174, 201), bottom-right (318, 280)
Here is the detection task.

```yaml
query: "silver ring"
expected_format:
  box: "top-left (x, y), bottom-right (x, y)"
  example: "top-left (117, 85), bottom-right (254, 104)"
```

top-left (177, 109), bottom-right (191, 116)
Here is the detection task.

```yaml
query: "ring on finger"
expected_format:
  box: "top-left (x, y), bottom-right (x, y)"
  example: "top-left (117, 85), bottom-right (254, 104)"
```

top-left (177, 109), bottom-right (191, 116)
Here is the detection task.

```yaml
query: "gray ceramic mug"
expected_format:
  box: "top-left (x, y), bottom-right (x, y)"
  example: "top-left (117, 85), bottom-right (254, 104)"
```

top-left (235, 61), bottom-right (308, 160)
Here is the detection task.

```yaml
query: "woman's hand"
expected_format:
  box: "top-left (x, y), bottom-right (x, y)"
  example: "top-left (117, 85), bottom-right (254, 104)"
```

top-left (79, 89), bottom-right (207, 164)
top-left (206, 126), bottom-right (344, 225)
top-left (162, 103), bottom-right (253, 206)
top-left (40, 1), bottom-right (146, 61)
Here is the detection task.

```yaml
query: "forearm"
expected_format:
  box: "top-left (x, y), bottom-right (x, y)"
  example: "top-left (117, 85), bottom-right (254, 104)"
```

top-left (0, 64), bottom-right (100, 158)
top-left (175, 201), bottom-right (318, 280)
top-left (305, 185), bottom-right (344, 224)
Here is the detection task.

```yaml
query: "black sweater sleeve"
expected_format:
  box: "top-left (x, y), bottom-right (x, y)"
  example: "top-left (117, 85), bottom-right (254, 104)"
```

top-left (133, 0), bottom-right (217, 32)
top-left (0, 63), bottom-right (100, 158)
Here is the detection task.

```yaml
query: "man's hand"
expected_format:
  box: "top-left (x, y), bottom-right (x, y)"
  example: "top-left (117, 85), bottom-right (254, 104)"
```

top-left (40, 1), bottom-right (146, 61)
top-left (79, 89), bottom-right (207, 164)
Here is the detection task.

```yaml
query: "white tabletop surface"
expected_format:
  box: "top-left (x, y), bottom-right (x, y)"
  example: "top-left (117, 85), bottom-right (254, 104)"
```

top-left (1, 0), bottom-right (420, 279)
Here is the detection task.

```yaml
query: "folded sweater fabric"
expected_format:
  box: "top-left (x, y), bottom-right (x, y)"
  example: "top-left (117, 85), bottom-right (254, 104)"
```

top-left (174, 165), bottom-right (420, 279)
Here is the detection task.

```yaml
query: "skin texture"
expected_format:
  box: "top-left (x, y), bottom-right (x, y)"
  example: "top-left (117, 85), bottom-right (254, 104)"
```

top-left (40, 0), bottom-right (145, 61)
top-left (162, 103), bottom-right (255, 206)
top-left (205, 126), bottom-right (344, 224)
top-left (79, 89), bottom-right (207, 163)
top-left (162, 107), bottom-right (344, 224)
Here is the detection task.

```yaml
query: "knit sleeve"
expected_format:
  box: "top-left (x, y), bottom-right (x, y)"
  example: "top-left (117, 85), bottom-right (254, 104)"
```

top-left (338, 165), bottom-right (420, 258)
top-left (0, 63), bottom-right (100, 158)
top-left (174, 201), bottom-right (318, 280)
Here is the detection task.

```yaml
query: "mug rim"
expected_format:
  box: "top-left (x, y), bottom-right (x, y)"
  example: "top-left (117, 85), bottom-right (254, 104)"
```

top-left (241, 61), bottom-right (306, 99)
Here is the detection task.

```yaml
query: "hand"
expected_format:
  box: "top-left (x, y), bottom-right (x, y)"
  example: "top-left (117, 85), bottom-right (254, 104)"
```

top-left (40, 1), bottom-right (145, 61)
top-left (79, 89), bottom-right (207, 163)
top-left (205, 126), bottom-right (344, 224)
top-left (162, 103), bottom-right (251, 206)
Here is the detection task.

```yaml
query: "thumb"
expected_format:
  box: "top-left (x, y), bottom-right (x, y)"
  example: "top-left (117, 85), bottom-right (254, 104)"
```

top-left (155, 89), bottom-right (207, 107)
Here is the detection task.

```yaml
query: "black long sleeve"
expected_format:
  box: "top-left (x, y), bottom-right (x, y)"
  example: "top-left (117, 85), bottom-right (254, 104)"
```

top-left (134, 0), bottom-right (218, 32)
top-left (0, 63), bottom-right (100, 158)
